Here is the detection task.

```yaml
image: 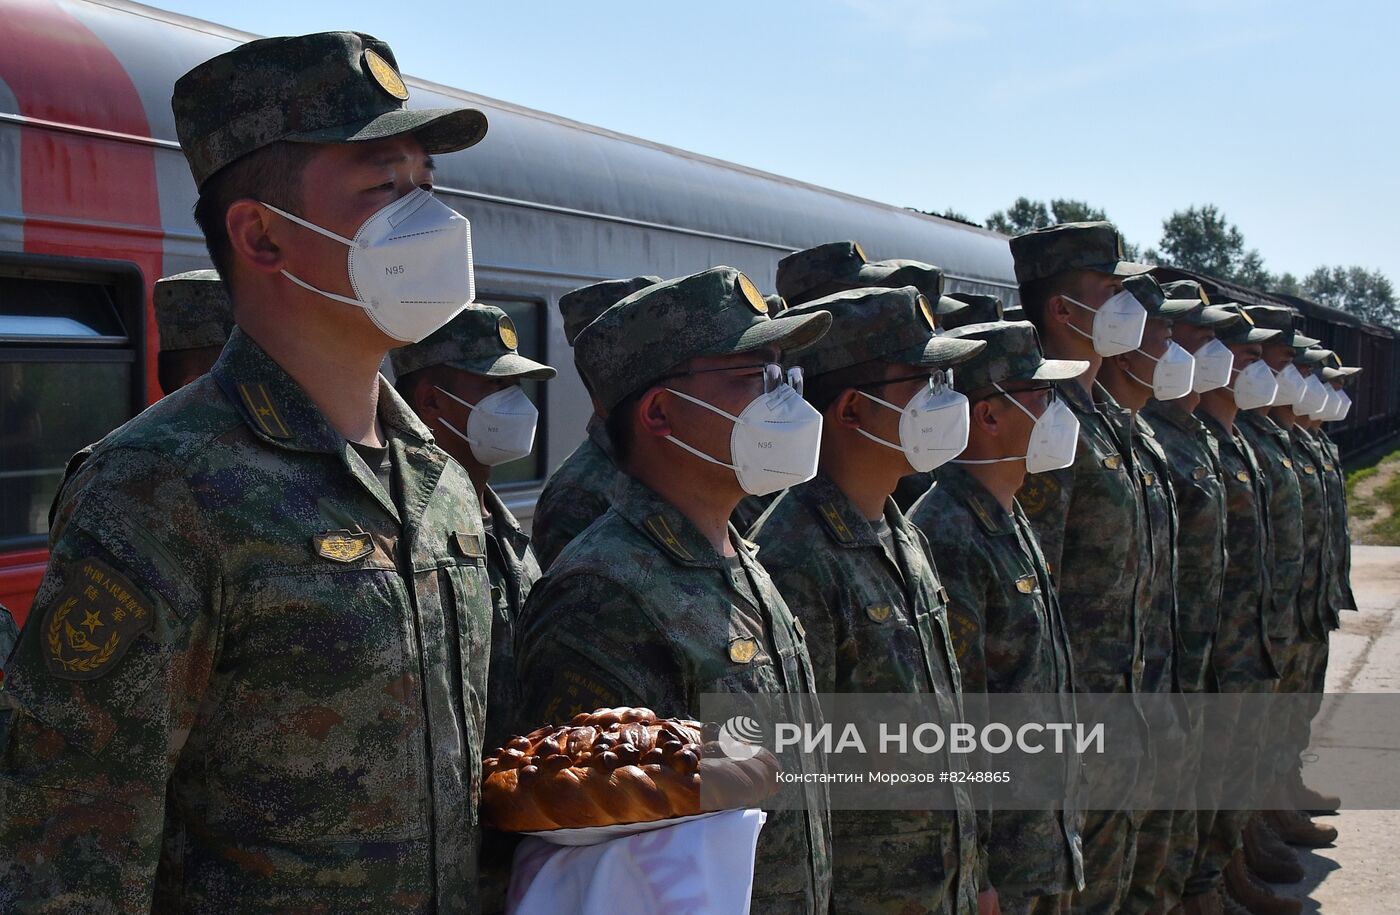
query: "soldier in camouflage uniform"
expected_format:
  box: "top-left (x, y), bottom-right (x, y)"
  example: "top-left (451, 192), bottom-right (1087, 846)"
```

top-left (771, 241), bottom-right (956, 513)
top-left (0, 601), bottom-right (14, 667)
top-left (1009, 222), bottom-right (1154, 915)
top-left (530, 275), bottom-right (658, 569)
top-left (154, 269), bottom-right (235, 394)
top-left (911, 320), bottom-right (1088, 915)
top-left (1095, 280), bottom-right (1200, 915)
top-left (1233, 306), bottom-right (1332, 866)
top-left (514, 267), bottom-right (835, 914)
top-left (748, 287), bottom-right (985, 914)
top-left (392, 304), bottom-right (556, 912)
top-left (1140, 282), bottom-right (1243, 914)
top-left (0, 32), bottom-right (497, 911)
top-left (1193, 306), bottom-right (1296, 915)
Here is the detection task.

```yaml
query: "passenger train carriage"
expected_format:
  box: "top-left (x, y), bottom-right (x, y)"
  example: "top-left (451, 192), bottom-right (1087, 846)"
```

top-left (1, 0), bottom-right (1394, 623)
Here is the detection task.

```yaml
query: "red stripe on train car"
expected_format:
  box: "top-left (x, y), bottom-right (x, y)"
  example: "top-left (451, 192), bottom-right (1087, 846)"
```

top-left (0, 0), bottom-right (165, 625)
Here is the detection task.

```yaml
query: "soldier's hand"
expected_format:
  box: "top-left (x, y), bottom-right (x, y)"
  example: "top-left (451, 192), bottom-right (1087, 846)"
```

top-left (978, 887), bottom-right (1001, 915)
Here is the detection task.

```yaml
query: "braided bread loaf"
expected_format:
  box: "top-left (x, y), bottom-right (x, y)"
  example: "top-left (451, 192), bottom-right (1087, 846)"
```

top-left (483, 707), bottom-right (779, 832)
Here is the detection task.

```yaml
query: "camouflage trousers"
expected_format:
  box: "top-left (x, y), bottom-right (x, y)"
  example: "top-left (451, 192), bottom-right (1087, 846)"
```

top-left (999, 891), bottom-right (1070, 914)
top-left (1123, 663), bottom-right (1192, 915)
top-left (1069, 809), bottom-right (1138, 915)
top-left (1196, 678), bottom-right (1277, 884)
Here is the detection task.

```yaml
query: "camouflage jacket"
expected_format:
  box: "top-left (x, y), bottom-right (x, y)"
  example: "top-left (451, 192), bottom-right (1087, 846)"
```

top-left (1237, 411), bottom-right (1305, 641)
top-left (1196, 411), bottom-right (1278, 687)
top-left (892, 468), bottom-right (936, 512)
top-left (0, 328), bottom-right (493, 913)
top-left (732, 491), bottom-right (780, 538)
top-left (910, 464), bottom-right (1083, 898)
top-left (751, 473), bottom-right (978, 915)
top-left (1317, 430), bottom-right (1357, 621)
top-left (515, 472), bottom-right (832, 915)
top-left (1141, 400), bottom-right (1228, 694)
top-left (529, 415), bottom-right (618, 570)
top-left (0, 603), bottom-right (14, 669)
top-left (1285, 426), bottom-right (1331, 641)
top-left (1018, 381), bottom-right (1148, 694)
top-left (482, 486), bottom-right (542, 756)
top-left (1132, 414), bottom-right (1180, 695)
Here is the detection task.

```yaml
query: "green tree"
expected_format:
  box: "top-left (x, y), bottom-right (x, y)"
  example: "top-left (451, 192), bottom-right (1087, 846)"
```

top-left (985, 197), bottom-right (1051, 235)
top-left (1156, 205), bottom-right (1274, 287)
top-left (1302, 266), bottom-right (1399, 325)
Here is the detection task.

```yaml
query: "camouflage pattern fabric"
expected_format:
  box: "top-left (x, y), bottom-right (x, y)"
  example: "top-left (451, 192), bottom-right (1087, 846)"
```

top-left (1141, 399), bottom-right (1228, 694)
top-left (1123, 416), bottom-right (1189, 915)
top-left (558, 276), bottom-right (661, 346)
top-left (751, 473), bottom-right (978, 914)
top-left (938, 293), bottom-right (1004, 331)
top-left (1008, 222), bottom-right (1150, 285)
top-left (775, 241), bottom-right (945, 307)
top-left (172, 31), bottom-right (487, 188)
top-left (0, 327), bottom-right (493, 912)
top-left (0, 603), bottom-right (15, 667)
top-left (478, 486), bottom-right (541, 915)
top-left (1016, 381), bottom-right (1147, 915)
top-left (1237, 412), bottom-right (1304, 643)
top-left (1287, 426), bottom-right (1331, 643)
top-left (514, 472), bottom-right (832, 914)
top-left (732, 491), bottom-right (779, 537)
top-left (1140, 400), bottom-right (1229, 897)
top-left (910, 464), bottom-right (1083, 903)
top-left (390, 304), bottom-right (555, 381)
top-left (153, 270), bottom-right (233, 353)
top-left (1318, 429), bottom-right (1357, 620)
top-left (892, 470), bottom-right (936, 512)
top-left (529, 416), bottom-right (620, 570)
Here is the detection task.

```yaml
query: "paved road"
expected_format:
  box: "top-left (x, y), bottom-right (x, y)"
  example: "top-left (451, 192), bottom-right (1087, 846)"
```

top-left (1278, 546), bottom-right (1400, 912)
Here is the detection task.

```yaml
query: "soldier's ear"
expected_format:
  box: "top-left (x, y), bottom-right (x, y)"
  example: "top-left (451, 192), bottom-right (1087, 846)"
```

top-left (971, 398), bottom-right (1000, 435)
top-left (636, 387), bottom-right (673, 438)
top-left (226, 200), bottom-right (286, 276)
top-left (831, 389), bottom-right (863, 428)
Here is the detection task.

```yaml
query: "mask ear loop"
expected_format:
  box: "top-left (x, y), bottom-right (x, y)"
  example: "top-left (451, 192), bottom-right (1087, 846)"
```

top-left (952, 383), bottom-right (1039, 465)
top-left (852, 389), bottom-right (906, 453)
top-left (660, 387), bottom-right (744, 470)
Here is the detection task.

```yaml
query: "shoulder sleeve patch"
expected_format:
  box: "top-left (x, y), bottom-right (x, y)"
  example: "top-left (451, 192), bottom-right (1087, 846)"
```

top-left (42, 558), bottom-right (155, 681)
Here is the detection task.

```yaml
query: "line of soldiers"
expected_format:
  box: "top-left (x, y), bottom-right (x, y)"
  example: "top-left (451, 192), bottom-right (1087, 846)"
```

top-left (0, 27), bottom-right (1361, 915)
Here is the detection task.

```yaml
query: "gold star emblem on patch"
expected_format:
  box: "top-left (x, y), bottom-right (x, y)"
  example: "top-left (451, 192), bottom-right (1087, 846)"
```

top-left (736, 273), bottom-right (768, 315)
top-left (498, 315), bottom-right (519, 351)
top-left (364, 49), bottom-right (409, 101)
top-left (43, 558), bottom-right (154, 681)
top-left (728, 637), bottom-right (759, 664)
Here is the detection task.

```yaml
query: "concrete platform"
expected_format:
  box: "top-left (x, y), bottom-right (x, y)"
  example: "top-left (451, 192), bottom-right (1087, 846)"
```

top-left (1278, 546), bottom-right (1400, 913)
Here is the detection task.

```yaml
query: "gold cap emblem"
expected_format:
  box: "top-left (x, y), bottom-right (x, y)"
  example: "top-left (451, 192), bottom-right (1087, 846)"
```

top-left (364, 49), bottom-right (409, 101)
top-left (728, 637), bottom-right (759, 664)
top-left (737, 273), bottom-right (768, 315)
top-left (1240, 308), bottom-right (1256, 326)
top-left (1199, 287), bottom-right (1211, 306)
top-left (498, 315), bottom-right (519, 350)
top-left (852, 241), bottom-right (869, 263)
top-left (1281, 457), bottom-right (1293, 469)
top-left (917, 294), bottom-right (937, 330)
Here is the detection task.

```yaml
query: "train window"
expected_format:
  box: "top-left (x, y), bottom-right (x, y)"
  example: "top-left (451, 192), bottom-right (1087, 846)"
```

top-left (477, 296), bottom-right (548, 487)
top-left (0, 256), bottom-right (145, 548)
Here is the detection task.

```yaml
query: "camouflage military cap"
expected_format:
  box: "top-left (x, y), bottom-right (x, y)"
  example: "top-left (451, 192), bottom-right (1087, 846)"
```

top-left (1321, 365), bottom-right (1362, 382)
top-left (938, 292), bottom-right (1004, 332)
top-left (776, 241), bottom-right (944, 305)
top-left (785, 286), bottom-right (986, 378)
top-left (154, 269), bottom-right (233, 352)
top-left (1243, 305), bottom-right (1320, 349)
top-left (575, 267), bottom-right (831, 412)
top-left (1162, 280), bottom-right (1241, 328)
top-left (558, 276), bottom-right (661, 346)
top-left (1293, 346), bottom-right (1333, 367)
top-left (1123, 273), bottom-right (1193, 319)
top-left (1215, 303), bottom-right (1283, 344)
top-left (1009, 221), bottom-right (1151, 285)
top-left (173, 31), bottom-right (488, 188)
top-left (943, 320), bottom-right (1088, 394)
top-left (391, 304), bottom-right (556, 380)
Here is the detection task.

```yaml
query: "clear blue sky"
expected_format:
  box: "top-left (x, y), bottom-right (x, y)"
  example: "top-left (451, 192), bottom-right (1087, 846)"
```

top-left (153, 0), bottom-right (1400, 285)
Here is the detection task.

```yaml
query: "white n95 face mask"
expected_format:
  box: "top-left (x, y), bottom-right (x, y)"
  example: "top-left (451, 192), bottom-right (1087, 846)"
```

top-left (434, 385), bottom-right (539, 466)
top-left (1230, 359), bottom-right (1279, 410)
top-left (263, 188), bottom-right (475, 343)
top-left (1331, 389), bottom-right (1353, 422)
top-left (665, 383), bottom-right (823, 496)
top-left (1191, 339), bottom-right (1234, 393)
top-left (856, 375), bottom-right (970, 473)
top-left (1125, 341), bottom-right (1195, 401)
top-left (955, 384), bottom-right (1080, 474)
top-left (1296, 374), bottom-right (1330, 417)
top-left (1271, 363), bottom-right (1307, 408)
top-left (1314, 390), bottom-right (1339, 421)
top-left (1065, 290), bottom-right (1148, 357)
